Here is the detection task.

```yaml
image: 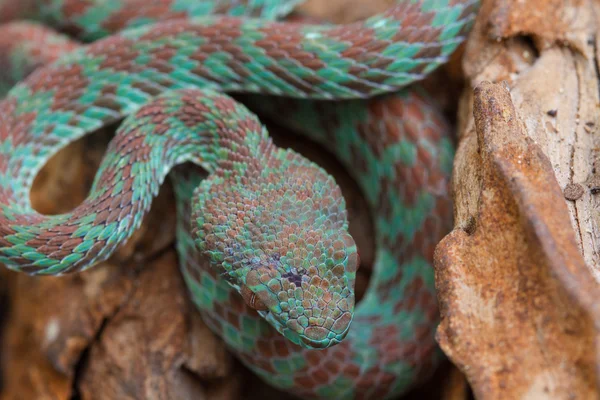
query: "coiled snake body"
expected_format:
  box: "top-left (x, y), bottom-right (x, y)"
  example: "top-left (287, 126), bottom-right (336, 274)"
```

top-left (0, 1), bottom-right (479, 398)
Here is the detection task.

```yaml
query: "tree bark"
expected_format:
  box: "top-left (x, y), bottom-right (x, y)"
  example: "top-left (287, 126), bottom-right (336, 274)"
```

top-left (435, 0), bottom-right (600, 398)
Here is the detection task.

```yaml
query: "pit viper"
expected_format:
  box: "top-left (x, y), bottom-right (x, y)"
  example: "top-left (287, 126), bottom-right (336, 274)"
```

top-left (0, 0), bottom-right (479, 398)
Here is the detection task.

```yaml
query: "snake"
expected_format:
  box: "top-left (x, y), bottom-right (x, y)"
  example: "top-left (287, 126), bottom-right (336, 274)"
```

top-left (0, 0), bottom-right (479, 398)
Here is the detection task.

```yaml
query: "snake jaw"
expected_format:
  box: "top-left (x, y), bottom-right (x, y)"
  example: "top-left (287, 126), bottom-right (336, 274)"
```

top-left (241, 239), bottom-right (357, 350)
top-left (262, 307), bottom-right (353, 350)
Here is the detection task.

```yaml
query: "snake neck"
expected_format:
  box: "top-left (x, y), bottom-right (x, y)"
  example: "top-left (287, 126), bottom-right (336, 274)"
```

top-left (0, 89), bottom-right (271, 274)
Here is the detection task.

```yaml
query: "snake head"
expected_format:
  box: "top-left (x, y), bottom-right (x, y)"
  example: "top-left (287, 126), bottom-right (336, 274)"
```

top-left (195, 148), bottom-right (358, 349)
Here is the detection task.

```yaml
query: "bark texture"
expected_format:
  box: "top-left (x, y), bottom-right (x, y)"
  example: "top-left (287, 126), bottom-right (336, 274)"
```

top-left (435, 0), bottom-right (600, 398)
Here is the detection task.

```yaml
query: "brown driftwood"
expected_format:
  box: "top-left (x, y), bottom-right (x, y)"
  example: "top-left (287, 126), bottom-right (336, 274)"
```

top-left (435, 0), bottom-right (600, 398)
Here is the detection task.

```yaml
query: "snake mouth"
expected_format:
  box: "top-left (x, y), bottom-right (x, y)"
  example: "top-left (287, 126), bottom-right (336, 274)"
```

top-left (297, 310), bottom-right (353, 349)
top-left (299, 323), bottom-right (351, 349)
top-left (264, 310), bottom-right (352, 350)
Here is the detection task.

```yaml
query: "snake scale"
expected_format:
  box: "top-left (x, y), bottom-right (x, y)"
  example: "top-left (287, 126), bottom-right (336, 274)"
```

top-left (0, 0), bottom-right (479, 398)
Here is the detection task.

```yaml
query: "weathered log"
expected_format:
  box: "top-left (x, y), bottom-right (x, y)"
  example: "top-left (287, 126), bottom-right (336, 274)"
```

top-left (435, 0), bottom-right (600, 398)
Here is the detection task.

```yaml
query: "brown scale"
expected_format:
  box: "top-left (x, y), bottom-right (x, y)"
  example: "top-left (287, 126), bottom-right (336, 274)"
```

top-left (355, 367), bottom-right (396, 390)
top-left (0, 99), bottom-right (18, 141)
top-left (83, 239), bottom-right (109, 262)
top-left (356, 118), bottom-right (384, 159)
top-left (0, 23), bottom-right (75, 59)
top-left (401, 276), bottom-right (425, 312)
top-left (377, 333), bottom-right (413, 364)
top-left (51, 72), bottom-right (92, 115)
top-left (380, 339), bottom-right (420, 365)
top-left (256, 339), bottom-right (276, 358)
top-left (293, 374), bottom-right (319, 390)
top-left (324, 29), bottom-right (398, 91)
top-left (214, 0), bottom-right (264, 16)
top-left (225, 56), bottom-right (253, 83)
top-left (455, 0), bottom-right (480, 20)
top-left (186, 20), bottom-right (246, 79)
top-left (54, 236), bottom-right (85, 253)
top-left (400, 26), bottom-right (439, 48)
top-left (198, 41), bottom-right (253, 78)
top-left (374, 178), bottom-right (396, 220)
top-left (400, 111), bottom-right (435, 144)
top-left (413, 285), bottom-right (438, 321)
top-left (130, 78), bottom-right (167, 98)
top-left (25, 61), bottom-right (84, 97)
top-left (0, 26), bottom-right (43, 85)
top-left (416, 144), bottom-right (436, 172)
top-left (0, 114), bottom-right (32, 154)
top-left (0, 147), bottom-right (19, 176)
top-left (190, 40), bottom-right (229, 62)
top-left (258, 23), bottom-right (329, 89)
top-left (423, 213), bottom-right (443, 247)
top-left (373, 261), bottom-right (405, 304)
top-left (425, 166), bottom-right (448, 195)
top-left (273, 341), bottom-right (292, 358)
top-left (389, 96), bottom-right (440, 158)
top-left (0, 0), bottom-right (33, 22)
top-left (61, 0), bottom-right (93, 22)
top-left (265, 63), bottom-right (321, 94)
top-left (398, 2), bottom-right (438, 29)
top-left (87, 36), bottom-right (140, 72)
top-left (377, 230), bottom-right (441, 297)
top-left (146, 43), bottom-right (178, 75)
top-left (359, 98), bottom-right (398, 156)
top-left (386, 142), bottom-right (447, 208)
top-left (411, 326), bottom-right (438, 365)
top-left (380, 219), bottom-right (432, 266)
top-left (323, 359), bottom-right (341, 375)
top-left (240, 352), bottom-right (278, 374)
top-left (192, 17), bottom-right (245, 41)
top-left (266, 61), bottom-right (325, 93)
top-left (0, 223), bottom-right (18, 242)
top-left (13, 114), bottom-right (42, 149)
top-left (94, 188), bottom-right (121, 219)
top-left (7, 257), bottom-right (38, 271)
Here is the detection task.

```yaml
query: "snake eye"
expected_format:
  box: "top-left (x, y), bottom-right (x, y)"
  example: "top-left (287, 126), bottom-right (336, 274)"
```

top-left (240, 285), bottom-right (268, 311)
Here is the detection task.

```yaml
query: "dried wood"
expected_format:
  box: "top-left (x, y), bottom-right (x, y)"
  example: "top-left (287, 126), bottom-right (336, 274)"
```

top-left (435, 0), bottom-right (600, 398)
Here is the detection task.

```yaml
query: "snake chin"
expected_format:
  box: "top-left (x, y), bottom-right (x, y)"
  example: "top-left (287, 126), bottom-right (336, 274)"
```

top-left (264, 307), bottom-right (354, 350)
top-left (242, 261), bottom-right (357, 350)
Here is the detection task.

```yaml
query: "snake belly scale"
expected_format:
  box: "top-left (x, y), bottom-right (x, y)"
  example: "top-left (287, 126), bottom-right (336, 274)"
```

top-left (0, 0), bottom-right (479, 398)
